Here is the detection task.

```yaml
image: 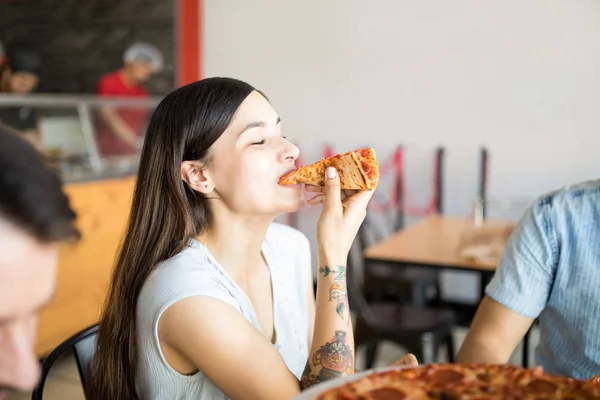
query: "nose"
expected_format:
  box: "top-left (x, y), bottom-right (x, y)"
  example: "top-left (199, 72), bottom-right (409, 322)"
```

top-left (0, 322), bottom-right (41, 392)
top-left (281, 140), bottom-right (300, 163)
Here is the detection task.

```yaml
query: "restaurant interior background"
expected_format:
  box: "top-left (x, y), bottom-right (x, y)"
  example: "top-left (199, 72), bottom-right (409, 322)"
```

top-left (2, 0), bottom-right (600, 398)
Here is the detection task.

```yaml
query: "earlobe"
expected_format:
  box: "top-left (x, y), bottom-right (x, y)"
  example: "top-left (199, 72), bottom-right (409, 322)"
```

top-left (181, 161), bottom-right (214, 194)
top-left (193, 179), bottom-right (215, 194)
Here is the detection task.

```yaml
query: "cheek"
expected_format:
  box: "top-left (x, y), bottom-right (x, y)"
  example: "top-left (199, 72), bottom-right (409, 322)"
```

top-left (135, 68), bottom-right (152, 81)
top-left (215, 155), bottom-right (276, 206)
top-left (220, 155), bottom-right (271, 188)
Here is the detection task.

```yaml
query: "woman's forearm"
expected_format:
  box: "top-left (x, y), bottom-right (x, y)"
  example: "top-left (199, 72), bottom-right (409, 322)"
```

top-left (300, 253), bottom-right (354, 390)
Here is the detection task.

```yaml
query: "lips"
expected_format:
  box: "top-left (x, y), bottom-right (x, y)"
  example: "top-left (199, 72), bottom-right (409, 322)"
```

top-left (279, 168), bottom-right (297, 182)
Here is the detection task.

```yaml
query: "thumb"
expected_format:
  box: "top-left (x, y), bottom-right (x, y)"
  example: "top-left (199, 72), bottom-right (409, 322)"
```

top-left (323, 166), bottom-right (342, 211)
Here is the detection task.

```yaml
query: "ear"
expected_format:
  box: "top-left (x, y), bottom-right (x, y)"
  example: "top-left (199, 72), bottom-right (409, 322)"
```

top-left (181, 161), bottom-right (214, 194)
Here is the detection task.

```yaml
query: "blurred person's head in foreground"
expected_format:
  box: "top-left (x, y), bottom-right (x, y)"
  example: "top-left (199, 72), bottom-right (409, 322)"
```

top-left (0, 126), bottom-right (78, 398)
top-left (0, 48), bottom-right (41, 94)
top-left (122, 42), bottom-right (163, 85)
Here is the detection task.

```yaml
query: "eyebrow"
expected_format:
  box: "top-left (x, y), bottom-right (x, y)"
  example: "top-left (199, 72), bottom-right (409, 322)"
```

top-left (238, 116), bottom-right (281, 136)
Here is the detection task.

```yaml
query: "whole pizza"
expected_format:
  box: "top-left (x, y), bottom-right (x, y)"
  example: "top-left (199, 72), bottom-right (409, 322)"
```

top-left (316, 364), bottom-right (600, 399)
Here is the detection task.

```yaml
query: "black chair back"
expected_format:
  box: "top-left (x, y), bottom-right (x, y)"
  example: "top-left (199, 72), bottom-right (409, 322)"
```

top-left (31, 324), bottom-right (99, 400)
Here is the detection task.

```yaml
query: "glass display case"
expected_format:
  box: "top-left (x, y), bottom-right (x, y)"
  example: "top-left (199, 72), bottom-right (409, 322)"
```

top-left (0, 94), bottom-right (162, 184)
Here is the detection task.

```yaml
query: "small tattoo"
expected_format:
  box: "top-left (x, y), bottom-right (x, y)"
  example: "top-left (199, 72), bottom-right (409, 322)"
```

top-left (319, 265), bottom-right (349, 323)
top-left (319, 265), bottom-right (345, 280)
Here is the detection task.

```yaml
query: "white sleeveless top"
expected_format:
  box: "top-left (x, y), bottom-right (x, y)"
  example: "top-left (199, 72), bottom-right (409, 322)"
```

top-left (135, 223), bottom-right (311, 400)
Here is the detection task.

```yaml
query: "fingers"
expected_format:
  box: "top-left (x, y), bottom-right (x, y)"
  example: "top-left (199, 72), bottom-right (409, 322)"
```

top-left (322, 167), bottom-right (342, 212)
top-left (307, 194), bottom-right (325, 205)
top-left (342, 189), bottom-right (358, 198)
top-left (392, 354), bottom-right (419, 367)
top-left (305, 179), bottom-right (372, 209)
top-left (305, 185), bottom-right (324, 193)
top-left (342, 190), bottom-right (374, 212)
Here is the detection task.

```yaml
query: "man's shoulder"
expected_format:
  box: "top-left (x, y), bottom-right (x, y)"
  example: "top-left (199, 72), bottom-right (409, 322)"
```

top-left (532, 179), bottom-right (600, 215)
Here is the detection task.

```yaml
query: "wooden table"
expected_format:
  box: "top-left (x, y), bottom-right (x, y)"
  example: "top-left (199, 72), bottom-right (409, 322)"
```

top-left (364, 215), bottom-right (515, 298)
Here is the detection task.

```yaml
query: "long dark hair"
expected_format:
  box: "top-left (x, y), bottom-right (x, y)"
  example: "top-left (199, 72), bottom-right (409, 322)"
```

top-left (89, 77), bottom-right (257, 400)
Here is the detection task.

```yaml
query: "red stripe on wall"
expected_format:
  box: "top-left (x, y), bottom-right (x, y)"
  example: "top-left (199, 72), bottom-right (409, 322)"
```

top-left (177, 0), bottom-right (202, 86)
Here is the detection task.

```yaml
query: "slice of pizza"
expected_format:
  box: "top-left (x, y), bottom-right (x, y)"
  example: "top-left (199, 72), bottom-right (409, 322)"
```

top-left (278, 148), bottom-right (379, 190)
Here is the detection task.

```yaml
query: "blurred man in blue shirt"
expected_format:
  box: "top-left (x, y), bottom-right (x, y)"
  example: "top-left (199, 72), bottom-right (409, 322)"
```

top-left (458, 180), bottom-right (600, 379)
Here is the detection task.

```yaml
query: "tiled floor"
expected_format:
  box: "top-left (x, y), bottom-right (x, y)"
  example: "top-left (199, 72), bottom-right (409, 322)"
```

top-left (9, 326), bottom-right (540, 400)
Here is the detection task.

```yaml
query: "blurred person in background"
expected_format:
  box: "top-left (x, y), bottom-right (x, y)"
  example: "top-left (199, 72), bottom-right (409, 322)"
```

top-left (0, 47), bottom-right (44, 151)
top-left (95, 42), bottom-right (163, 157)
top-left (0, 126), bottom-right (78, 399)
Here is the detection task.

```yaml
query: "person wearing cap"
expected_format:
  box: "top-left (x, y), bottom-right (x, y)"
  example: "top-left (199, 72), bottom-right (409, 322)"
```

top-left (0, 47), bottom-right (41, 95)
top-left (95, 42), bottom-right (163, 157)
top-left (0, 48), bottom-right (43, 151)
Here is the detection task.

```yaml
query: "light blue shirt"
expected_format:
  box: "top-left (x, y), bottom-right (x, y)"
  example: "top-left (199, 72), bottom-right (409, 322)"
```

top-left (486, 179), bottom-right (600, 379)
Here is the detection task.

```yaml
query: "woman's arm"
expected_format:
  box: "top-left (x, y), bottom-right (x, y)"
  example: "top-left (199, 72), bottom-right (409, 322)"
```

top-left (306, 263), bottom-right (316, 351)
top-left (301, 254), bottom-right (354, 389)
top-left (300, 166), bottom-right (373, 389)
top-left (160, 296), bottom-right (303, 400)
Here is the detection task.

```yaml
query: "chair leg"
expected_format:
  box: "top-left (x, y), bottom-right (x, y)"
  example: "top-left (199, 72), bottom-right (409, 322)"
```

top-left (522, 329), bottom-right (530, 368)
top-left (411, 283), bottom-right (428, 306)
top-left (445, 332), bottom-right (455, 363)
top-left (365, 342), bottom-right (379, 369)
top-left (433, 278), bottom-right (442, 306)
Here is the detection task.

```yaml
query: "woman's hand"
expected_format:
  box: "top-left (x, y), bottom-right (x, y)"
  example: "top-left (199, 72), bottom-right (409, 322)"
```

top-left (391, 354), bottom-right (419, 367)
top-left (306, 166), bottom-right (374, 262)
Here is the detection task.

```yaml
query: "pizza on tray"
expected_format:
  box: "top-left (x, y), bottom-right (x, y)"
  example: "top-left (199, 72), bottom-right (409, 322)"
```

top-left (278, 148), bottom-right (379, 191)
top-left (316, 363), bottom-right (600, 400)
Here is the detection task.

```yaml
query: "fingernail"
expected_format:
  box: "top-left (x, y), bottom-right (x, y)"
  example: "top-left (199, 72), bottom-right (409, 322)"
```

top-left (326, 167), bottom-right (337, 179)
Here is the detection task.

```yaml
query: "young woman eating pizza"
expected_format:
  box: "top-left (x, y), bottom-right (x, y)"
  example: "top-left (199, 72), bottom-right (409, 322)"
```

top-left (88, 77), bottom-right (416, 400)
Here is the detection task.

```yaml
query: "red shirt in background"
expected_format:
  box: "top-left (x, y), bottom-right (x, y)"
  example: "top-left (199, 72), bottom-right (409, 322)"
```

top-left (95, 70), bottom-right (148, 157)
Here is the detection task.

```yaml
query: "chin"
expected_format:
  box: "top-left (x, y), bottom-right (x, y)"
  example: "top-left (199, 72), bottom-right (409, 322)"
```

top-left (275, 188), bottom-right (305, 214)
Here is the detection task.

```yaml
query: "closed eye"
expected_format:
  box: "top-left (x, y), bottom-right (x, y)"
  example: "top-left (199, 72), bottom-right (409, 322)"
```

top-left (252, 140), bottom-right (266, 145)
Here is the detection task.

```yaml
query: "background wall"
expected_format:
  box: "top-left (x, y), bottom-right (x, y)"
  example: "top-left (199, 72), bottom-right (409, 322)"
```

top-left (0, 0), bottom-right (175, 94)
top-left (203, 0), bottom-right (600, 301)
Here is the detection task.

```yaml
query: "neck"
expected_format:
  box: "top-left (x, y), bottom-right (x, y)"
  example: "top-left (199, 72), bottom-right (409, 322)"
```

top-left (119, 68), bottom-right (138, 87)
top-left (198, 207), bottom-right (274, 276)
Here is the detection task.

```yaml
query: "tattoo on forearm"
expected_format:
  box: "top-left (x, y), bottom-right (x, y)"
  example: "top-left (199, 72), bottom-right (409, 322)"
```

top-left (301, 330), bottom-right (354, 390)
top-left (319, 265), bottom-right (349, 323)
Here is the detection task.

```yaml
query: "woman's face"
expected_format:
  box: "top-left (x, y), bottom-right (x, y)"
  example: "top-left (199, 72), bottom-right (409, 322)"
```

top-left (200, 91), bottom-right (303, 216)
